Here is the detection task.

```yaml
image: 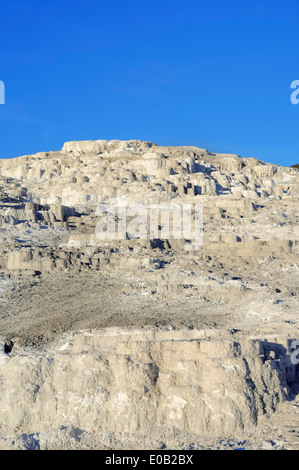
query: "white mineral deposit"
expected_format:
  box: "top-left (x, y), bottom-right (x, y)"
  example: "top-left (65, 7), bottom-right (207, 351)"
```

top-left (0, 140), bottom-right (299, 449)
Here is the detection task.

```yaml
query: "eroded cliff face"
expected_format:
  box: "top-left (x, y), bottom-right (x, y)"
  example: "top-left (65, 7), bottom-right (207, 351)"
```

top-left (0, 139), bottom-right (299, 275)
top-left (0, 327), bottom-right (298, 450)
top-left (0, 140), bottom-right (299, 449)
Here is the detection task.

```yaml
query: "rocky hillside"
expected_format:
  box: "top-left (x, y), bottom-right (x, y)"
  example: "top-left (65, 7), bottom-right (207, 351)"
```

top-left (0, 140), bottom-right (299, 449)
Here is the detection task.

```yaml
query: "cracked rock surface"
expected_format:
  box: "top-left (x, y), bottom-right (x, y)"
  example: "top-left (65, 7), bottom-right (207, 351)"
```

top-left (0, 139), bottom-right (299, 449)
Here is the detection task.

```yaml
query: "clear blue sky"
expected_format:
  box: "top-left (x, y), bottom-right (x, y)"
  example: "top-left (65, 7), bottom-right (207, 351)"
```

top-left (1, 0), bottom-right (299, 166)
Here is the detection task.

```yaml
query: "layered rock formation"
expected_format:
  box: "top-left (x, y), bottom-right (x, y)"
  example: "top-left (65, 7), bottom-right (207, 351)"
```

top-left (0, 140), bottom-right (299, 449)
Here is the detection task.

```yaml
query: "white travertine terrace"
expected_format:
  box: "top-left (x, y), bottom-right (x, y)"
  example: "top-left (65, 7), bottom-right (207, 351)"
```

top-left (0, 140), bottom-right (299, 449)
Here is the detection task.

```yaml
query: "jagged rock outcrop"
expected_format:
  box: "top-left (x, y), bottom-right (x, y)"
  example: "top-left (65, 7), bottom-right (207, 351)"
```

top-left (0, 327), bottom-right (297, 450)
top-left (1, 139), bottom-right (299, 449)
top-left (0, 139), bottom-right (299, 274)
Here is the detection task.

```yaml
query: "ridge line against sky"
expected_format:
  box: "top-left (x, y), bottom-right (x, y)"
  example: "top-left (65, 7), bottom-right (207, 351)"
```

top-left (0, 139), bottom-right (297, 170)
top-left (1, 0), bottom-right (299, 167)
